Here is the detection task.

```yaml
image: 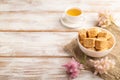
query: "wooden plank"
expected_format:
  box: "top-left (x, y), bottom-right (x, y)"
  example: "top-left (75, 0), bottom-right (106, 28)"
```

top-left (0, 11), bottom-right (120, 32)
top-left (0, 57), bottom-right (103, 80)
top-left (0, 32), bottom-right (77, 56)
top-left (0, 0), bottom-right (80, 11)
top-left (0, 11), bottom-right (120, 30)
top-left (0, 0), bottom-right (120, 12)
top-left (0, 57), bottom-right (70, 80)
top-left (0, 0), bottom-right (119, 30)
top-left (0, 12), bottom-right (98, 30)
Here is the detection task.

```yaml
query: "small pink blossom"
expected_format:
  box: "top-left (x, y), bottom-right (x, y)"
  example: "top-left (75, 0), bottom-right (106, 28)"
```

top-left (89, 57), bottom-right (115, 75)
top-left (63, 58), bottom-right (84, 79)
top-left (98, 12), bottom-right (114, 27)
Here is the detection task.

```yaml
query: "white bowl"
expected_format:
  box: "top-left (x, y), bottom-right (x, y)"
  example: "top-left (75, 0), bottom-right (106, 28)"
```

top-left (77, 27), bottom-right (116, 57)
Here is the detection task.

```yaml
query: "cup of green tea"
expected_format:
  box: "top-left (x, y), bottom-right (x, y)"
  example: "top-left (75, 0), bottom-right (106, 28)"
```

top-left (64, 7), bottom-right (84, 23)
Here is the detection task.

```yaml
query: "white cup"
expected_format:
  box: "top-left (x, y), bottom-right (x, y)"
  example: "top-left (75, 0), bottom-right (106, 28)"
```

top-left (64, 7), bottom-right (84, 23)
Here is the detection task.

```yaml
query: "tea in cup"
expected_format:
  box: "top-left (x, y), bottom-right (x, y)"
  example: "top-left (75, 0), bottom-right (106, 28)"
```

top-left (64, 7), bottom-right (84, 23)
top-left (67, 8), bottom-right (82, 16)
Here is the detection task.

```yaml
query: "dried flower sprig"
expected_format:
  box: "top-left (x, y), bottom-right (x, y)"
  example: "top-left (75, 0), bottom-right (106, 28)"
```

top-left (98, 12), bottom-right (114, 27)
top-left (63, 58), bottom-right (84, 79)
top-left (89, 57), bottom-right (115, 75)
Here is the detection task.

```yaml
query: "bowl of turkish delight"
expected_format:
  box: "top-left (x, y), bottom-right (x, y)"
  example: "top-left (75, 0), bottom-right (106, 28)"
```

top-left (77, 27), bottom-right (116, 57)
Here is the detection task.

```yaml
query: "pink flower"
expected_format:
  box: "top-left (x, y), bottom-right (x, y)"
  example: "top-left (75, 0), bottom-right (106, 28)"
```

top-left (63, 58), bottom-right (84, 79)
top-left (98, 12), bottom-right (114, 27)
top-left (89, 57), bottom-right (115, 75)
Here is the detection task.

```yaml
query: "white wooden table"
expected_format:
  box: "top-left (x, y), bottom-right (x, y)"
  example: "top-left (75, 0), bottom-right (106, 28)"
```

top-left (0, 0), bottom-right (120, 80)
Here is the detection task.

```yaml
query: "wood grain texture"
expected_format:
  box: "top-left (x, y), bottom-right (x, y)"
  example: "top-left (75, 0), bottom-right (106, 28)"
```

top-left (0, 12), bottom-right (98, 30)
top-left (0, 32), bottom-right (77, 56)
top-left (0, 0), bottom-right (120, 12)
top-left (0, 57), bottom-right (70, 80)
top-left (0, 0), bottom-right (119, 79)
top-left (0, 57), bottom-right (103, 80)
top-left (0, 32), bottom-right (103, 79)
top-left (0, 0), bottom-right (119, 30)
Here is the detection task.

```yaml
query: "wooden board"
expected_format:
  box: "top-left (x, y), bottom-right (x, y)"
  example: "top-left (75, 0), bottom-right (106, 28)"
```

top-left (0, 57), bottom-right (103, 80)
top-left (0, 0), bottom-right (120, 12)
top-left (0, 12), bottom-right (98, 30)
top-left (0, 32), bottom-right (76, 56)
top-left (0, 0), bottom-right (119, 30)
top-left (0, 0), bottom-right (120, 80)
